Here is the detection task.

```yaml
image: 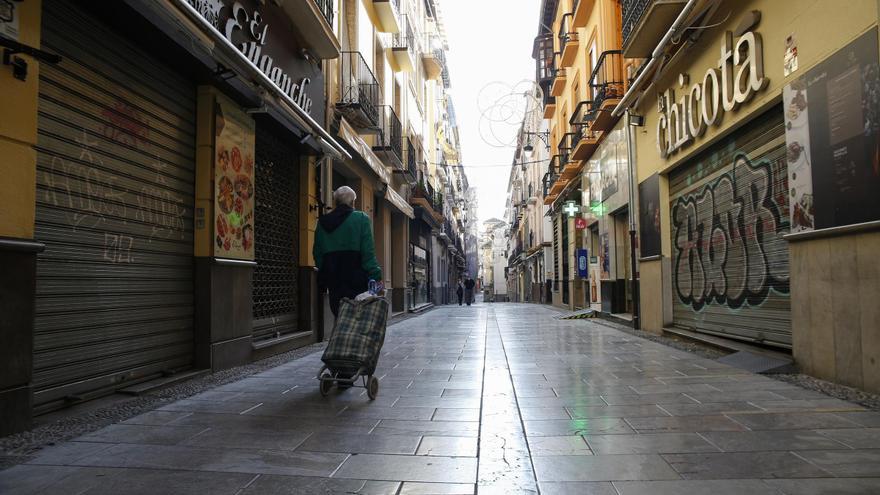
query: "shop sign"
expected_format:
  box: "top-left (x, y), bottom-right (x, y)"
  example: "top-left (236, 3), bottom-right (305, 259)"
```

top-left (657, 30), bottom-right (768, 159)
top-left (214, 93), bottom-right (256, 260)
top-left (188, 0), bottom-right (324, 123)
top-left (574, 217), bottom-right (587, 229)
top-left (576, 249), bottom-right (589, 278)
top-left (563, 201), bottom-right (580, 217)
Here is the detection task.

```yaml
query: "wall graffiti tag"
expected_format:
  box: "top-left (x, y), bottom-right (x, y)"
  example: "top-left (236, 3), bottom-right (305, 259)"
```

top-left (671, 153), bottom-right (789, 311)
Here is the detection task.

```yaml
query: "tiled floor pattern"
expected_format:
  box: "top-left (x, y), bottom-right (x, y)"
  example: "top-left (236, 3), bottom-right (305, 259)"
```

top-left (2, 303), bottom-right (879, 494)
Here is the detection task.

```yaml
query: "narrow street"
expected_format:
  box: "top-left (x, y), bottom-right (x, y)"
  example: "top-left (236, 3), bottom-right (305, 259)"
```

top-left (2, 303), bottom-right (879, 494)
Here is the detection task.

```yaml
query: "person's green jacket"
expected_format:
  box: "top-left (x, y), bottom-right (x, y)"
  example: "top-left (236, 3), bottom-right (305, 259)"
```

top-left (313, 205), bottom-right (382, 292)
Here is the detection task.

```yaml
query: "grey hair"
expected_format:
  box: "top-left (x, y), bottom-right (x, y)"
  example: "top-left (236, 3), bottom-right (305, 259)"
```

top-left (333, 186), bottom-right (357, 207)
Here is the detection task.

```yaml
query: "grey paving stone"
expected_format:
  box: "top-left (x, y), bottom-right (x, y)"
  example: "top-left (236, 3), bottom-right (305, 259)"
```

top-left (337, 406), bottom-right (437, 420)
top-left (75, 424), bottom-right (208, 446)
top-left (8, 466), bottom-right (254, 495)
top-left (66, 443), bottom-right (349, 477)
top-left (240, 475), bottom-right (400, 494)
top-left (625, 415), bottom-right (748, 433)
top-left (701, 430), bottom-right (850, 452)
top-left (657, 402), bottom-right (762, 416)
top-left (613, 479), bottom-right (782, 495)
top-left (373, 420), bottom-right (479, 436)
top-left (122, 410), bottom-right (194, 426)
top-left (536, 481), bottom-right (618, 495)
top-left (532, 454), bottom-right (680, 482)
top-left (416, 436), bottom-right (478, 457)
top-left (432, 408), bottom-right (480, 421)
top-left (837, 412), bottom-right (880, 427)
top-left (523, 418), bottom-right (634, 436)
top-left (26, 441), bottom-right (116, 466)
top-left (816, 428), bottom-right (880, 449)
top-left (528, 436), bottom-right (593, 456)
top-left (662, 452), bottom-right (831, 479)
top-left (763, 478), bottom-right (880, 494)
top-left (333, 453), bottom-right (477, 483)
top-left (399, 482), bottom-right (476, 494)
top-left (0, 465), bottom-right (80, 495)
top-left (725, 412), bottom-right (863, 430)
top-left (566, 404), bottom-right (668, 419)
top-left (599, 393), bottom-right (699, 406)
top-left (297, 432), bottom-right (422, 455)
top-left (794, 450), bottom-right (880, 477)
top-left (519, 407), bottom-right (571, 420)
top-left (585, 433), bottom-right (720, 455)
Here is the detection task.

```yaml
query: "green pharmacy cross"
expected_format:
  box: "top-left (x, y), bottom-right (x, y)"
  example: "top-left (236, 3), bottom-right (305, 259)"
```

top-left (563, 201), bottom-right (580, 217)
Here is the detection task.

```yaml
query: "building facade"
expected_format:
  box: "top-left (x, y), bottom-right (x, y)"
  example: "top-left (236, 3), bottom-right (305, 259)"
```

top-left (618, 0), bottom-right (880, 392)
top-left (0, 0), bottom-right (471, 436)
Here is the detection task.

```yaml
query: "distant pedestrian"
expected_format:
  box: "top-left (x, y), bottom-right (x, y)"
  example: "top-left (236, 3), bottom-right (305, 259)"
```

top-left (464, 278), bottom-right (475, 306)
top-left (456, 281), bottom-right (464, 305)
top-left (313, 186), bottom-right (382, 317)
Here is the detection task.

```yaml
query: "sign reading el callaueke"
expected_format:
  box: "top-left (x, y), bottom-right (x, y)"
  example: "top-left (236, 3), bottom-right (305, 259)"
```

top-left (188, 0), bottom-right (325, 123)
top-left (657, 30), bottom-right (768, 159)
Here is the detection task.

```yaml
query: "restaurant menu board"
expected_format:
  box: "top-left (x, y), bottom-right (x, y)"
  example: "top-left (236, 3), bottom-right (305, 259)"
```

top-left (214, 95), bottom-right (256, 260)
top-left (783, 29), bottom-right (880, 231)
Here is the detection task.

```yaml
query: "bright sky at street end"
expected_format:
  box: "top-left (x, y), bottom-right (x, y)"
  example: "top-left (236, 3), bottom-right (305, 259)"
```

top-left (442, 1), bottom-right (541, 224)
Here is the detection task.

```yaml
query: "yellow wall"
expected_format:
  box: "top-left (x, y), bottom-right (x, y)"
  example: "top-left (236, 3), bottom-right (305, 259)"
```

top-left (633, 0), bottom-right (880, 179)
top-left (0, 0), bottom-right (41, 239)
top-left (194, 87), bottom-right (215, 258)
top-left (299, 156), bottom-right (319, 267)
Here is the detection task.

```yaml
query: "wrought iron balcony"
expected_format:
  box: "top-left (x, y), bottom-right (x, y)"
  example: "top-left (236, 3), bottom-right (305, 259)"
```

top-left (622, 0), bottom-right (687, 58)
top-left (402, 135), bottom-right (418, 180)
top-left (374, 106), bottom-right (403, 167)
top-left (393, 14), bottom-right (415, 51)
top-left (337, 51), bottom-right (381, 129)
top-left (558, 13), bottom-right (579, 67)
top-left (588, 50), bottom-right (624, 130)
top-left (569, 100), bottom-right (602, 160)
top-left (314, 0), bottom-right (334, 27)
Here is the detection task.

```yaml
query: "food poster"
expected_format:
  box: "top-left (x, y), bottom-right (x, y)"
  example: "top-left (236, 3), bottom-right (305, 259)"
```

top-left (783, 79), bottom-right (814, 233)
top-left (213, 95), bottom-right (256, 260)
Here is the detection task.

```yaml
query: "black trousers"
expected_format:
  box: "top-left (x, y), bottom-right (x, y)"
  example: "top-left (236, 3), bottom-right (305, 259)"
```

top-left (457, 292), bottom-right (463, 305)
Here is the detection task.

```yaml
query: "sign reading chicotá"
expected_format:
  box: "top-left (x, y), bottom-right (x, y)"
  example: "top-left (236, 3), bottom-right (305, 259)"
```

top-left (576, 249), bottom-right (589, 278)
top-left (575, 217), bottom-right (587, 230)
top-left (188, 0), bottom-right (324, 123)
top-left (657, 29), bottom-right (768, 159)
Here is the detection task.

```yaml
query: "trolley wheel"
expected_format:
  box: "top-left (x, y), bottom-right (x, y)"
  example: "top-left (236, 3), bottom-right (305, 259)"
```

top-left (367, 376), bottom-right (379, 400)
top-left (319, 378), bottom-right (333, 397)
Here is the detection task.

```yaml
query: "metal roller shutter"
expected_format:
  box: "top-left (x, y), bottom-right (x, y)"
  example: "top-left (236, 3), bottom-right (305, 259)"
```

top-left (34, 1), bottom-right (196, 410)
top-left (252, 125), bottom-right (300, 341)
top-left (668, 106), bottom-right (791, 347)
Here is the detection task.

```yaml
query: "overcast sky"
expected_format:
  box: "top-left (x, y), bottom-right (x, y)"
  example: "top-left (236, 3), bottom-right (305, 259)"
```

top-left (442, 0), bottom-right (541, 225)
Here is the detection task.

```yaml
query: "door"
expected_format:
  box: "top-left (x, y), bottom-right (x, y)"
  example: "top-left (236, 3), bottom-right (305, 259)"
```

top-left (668, 106), bottom-right (791, 347)
top-left (34, 0), bottom-right (196, 410)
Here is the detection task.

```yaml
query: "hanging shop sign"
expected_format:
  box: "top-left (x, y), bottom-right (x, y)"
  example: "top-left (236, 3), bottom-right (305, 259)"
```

top-left (563, 201), bottom-right (580, 217)
top-left (574, 217), bottom-right (587, 230)
top-left (657, 30), bottom-right (768, 159)
top-left (214, 93), bottom-right (256, 260)
top-left (187, 0), bottom-right (324, 123)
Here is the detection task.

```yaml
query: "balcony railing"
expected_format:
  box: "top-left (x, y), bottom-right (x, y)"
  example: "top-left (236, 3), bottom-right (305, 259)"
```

top-left (436, 48), bottom-right (450, 88)
top-left (558, 12), bottom-right (578, 49)
top-left (570, 100), bottom-right (600, 141)
top-left (337, 51), bottom-right (381, 128)
top-left (404, 135), bottom-right (418, 180)
top-left (393, 14), bottom-right (416, 51)
top-left (374, 106), bottom-right (403, 166)
top-left (589, 50), bottom-right (624, 111)
top-left (553, 52), bottom-right (566, 80)
top-left (315, 0), bottom-right (334, 27)
top-left (622, 0), bottom-right (652, 47)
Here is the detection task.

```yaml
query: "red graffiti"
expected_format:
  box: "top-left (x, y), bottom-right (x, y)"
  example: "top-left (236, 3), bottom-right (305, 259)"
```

top-left (101, 101), bottom-right (150, 148)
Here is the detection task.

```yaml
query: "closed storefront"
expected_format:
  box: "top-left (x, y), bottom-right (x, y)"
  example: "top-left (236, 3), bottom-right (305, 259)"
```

top-left (668, 106), bottom-right (791, 347)
top-left (252, 125), bottom-right (300, 341)
top-left (34, 0), bottom-right (196, 409)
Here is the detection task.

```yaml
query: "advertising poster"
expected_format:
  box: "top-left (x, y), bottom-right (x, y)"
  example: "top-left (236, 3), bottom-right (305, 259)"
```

top-left (783, 28), bottom-right (880, 230)
top-left (600, 233), bottom-right (610, 280)
top-left (638, 174), bottom-right (662, 257)
top-left (576, 249), bottom-right (588, 278)
top-left (214, 95), bottom-right (256, 260)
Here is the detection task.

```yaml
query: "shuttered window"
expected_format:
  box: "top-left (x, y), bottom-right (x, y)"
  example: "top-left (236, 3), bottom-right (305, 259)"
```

top-left (668, 106), bottom-right (791, 347)
top-left (33, 0), bottom-right (197, 410)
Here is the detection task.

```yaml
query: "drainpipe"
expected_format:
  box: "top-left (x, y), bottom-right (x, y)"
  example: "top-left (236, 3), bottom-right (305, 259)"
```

top-left (625, 112), bottom-right (640, 330)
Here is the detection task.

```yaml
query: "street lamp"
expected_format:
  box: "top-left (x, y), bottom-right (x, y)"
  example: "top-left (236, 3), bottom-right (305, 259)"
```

top-left (522, 130), bottom-right (550, 156)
